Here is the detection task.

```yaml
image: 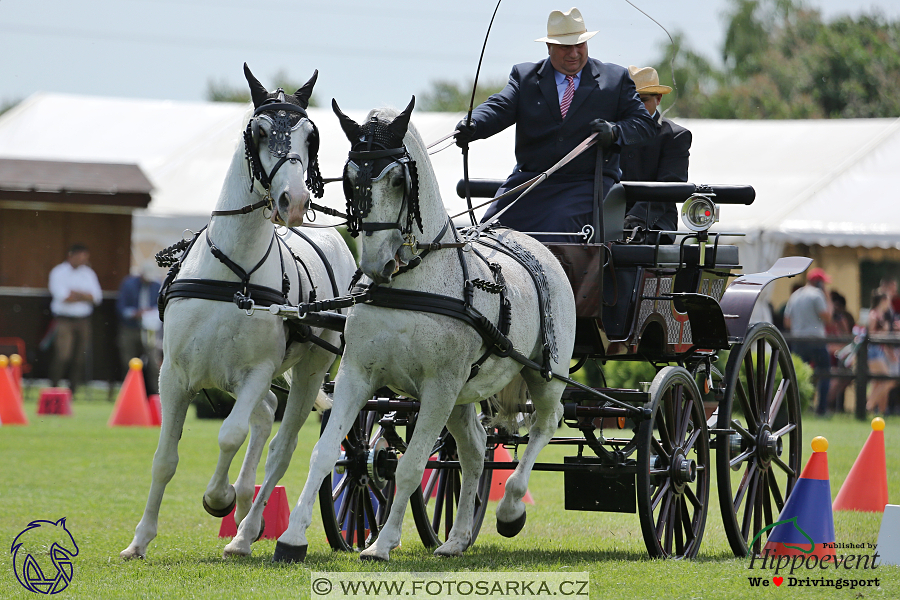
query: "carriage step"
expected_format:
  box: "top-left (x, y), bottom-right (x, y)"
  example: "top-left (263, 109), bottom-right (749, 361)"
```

top-left (563, 457), bottom-right (636, 513)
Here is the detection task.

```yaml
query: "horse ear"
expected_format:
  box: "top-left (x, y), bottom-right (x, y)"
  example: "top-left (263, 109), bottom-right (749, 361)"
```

top-left (389, 96), bottom-right (415, 140)
top-left (293, 70), bottom-right (318, 109)
top-left (332, 98), bottom-right (360, 142)
top-left (243, 63), bottom-right (269, 109)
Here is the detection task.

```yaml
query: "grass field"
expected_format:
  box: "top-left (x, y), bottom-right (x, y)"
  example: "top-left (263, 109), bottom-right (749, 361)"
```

top-left (1, 388), bottom-right (898, 599)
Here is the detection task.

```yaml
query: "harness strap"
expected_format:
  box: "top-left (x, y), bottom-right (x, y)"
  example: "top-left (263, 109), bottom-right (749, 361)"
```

top-left (165, 279), bottom-right (287, 307)
top-left (211, 197), bottom-right (270, 216)
top-left (288, 226), bottom-right (341, 299)
top-left (205, 230), bottom-right (276, 294)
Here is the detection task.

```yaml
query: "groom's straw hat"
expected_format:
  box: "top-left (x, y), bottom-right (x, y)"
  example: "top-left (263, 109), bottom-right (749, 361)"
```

top-left (628, 66), bottom-right (673, 95)
top-left (535, 7), bottom-right (597, 45)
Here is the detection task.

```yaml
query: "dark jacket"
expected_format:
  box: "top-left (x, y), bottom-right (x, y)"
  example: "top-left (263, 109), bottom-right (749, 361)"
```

top-left (620, 111), bottom-right (692, 232)
top-left (116, 275), bottom-right (162, 329)
top-left (472, 57), bottom-right (656, 238)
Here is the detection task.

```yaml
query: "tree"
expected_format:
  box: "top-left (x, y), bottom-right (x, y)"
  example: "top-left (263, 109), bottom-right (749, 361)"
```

top-left (653, 0), bottom-right (900, 119)
top-left (418, 78), bottom-right (507, 112)
top-left (206, 70), bottom-right (319, 106)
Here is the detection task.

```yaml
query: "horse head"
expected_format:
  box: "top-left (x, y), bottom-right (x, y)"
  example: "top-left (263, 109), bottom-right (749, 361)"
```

top-left (243, 63), bottom-right (324, 227)
top-left (333, 96), bottom-right (423, 283)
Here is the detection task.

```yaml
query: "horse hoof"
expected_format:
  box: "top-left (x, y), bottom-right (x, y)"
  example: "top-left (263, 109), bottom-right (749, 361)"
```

top-left (202, 485), bottom-right (236, 518)
top-left (497, 510), bottom-right (526, 538)
top-left (253, 517), bottom-right (266, 543)
top-left (360, 553), bottom-right (387, 562)
top-left (272, 541), bottom-right (307, 563)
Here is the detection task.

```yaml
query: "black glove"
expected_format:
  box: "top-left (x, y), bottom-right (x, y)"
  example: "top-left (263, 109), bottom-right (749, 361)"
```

top-left (623, 214), bottom-right (646, 243)
top-left (455, 119), bottom-right (476, 148)
top-left (590, 119), bottom-right (618, 149)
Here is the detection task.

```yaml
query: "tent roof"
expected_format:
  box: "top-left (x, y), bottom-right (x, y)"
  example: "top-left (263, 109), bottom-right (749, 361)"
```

top-left (1, 92), bottom-right (898, 248)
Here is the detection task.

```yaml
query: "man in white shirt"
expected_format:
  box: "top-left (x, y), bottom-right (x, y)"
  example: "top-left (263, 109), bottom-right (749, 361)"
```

top-left (48, 244), bottom-right (102, 395)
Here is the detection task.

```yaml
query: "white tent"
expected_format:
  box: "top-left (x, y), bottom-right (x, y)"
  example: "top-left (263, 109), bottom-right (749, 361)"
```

top-left (1, 92), bottom-right (899, 275)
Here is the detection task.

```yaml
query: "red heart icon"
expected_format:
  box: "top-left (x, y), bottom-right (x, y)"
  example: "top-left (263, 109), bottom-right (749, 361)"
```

top-left (773, 577), bottom-right (783, 587)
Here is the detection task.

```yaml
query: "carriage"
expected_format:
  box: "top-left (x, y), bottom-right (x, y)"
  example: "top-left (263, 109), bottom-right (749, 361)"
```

top-left (284, 175), bottom-right (810, 560)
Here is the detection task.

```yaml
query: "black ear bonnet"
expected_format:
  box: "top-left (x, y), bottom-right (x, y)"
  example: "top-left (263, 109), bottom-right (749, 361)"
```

top-left (242, 64), bottom-right (324, 197)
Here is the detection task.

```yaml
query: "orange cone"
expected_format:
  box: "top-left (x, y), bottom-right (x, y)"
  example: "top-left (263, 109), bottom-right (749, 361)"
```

top-left (833, 418), bottom-right (889, 513)
top-left (108, 358), bottom-right (152, 427)
top-left (0, 355), bottom-right (28, 425)
top-left (9, 354), bottom-right (23, 398)
top-left (218, 485), bottom-right (290, 539)
top-left (489, 446), bottom-right (534, 504)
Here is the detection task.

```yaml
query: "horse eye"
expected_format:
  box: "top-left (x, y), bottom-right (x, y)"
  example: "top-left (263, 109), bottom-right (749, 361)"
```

top-left (391, 175), bottom-right (404, 188)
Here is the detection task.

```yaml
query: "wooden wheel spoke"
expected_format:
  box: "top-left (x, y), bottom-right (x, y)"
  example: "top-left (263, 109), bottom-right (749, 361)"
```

top-left (422, 469), bottom-right (439, 504)
top-left (673, 496), bottom-right (684, 554)
top-left (732, 420), bottom-right (755, 441)
top-left (331, 474), bottom-right (350, 503)
top-left (651, 436), bottom-right (671, 462)
top-left (742, 352), bottom-right (758, 420)
top-left (771, 455), bottom-right (796, 479)
top-left (432, 472), bottom-right (447, 534)
top-left (677, 389), bottom-right (693, 441)
top-left (735, 379), bottom-right (759, 433)
top-left (651, 480), bottom-right (671, 511)
top-left (683, 484), bottom-right (701, 510)
top-left (761, 474), bottom-right (774, 532)
top-left (664, 499), bottom-right (676, 555)
top-left (444, 472), bottom-right (456, 539)
top-left (370, 483), bottom-right (388, 506)
top-left (656, 411), bottom-right (674, 453)
top-left (756, 339), bottom-right (766, 417)
top-left (740, 466), bottom-right (760, 541)
top-left (762, 347), bottom-right (780, 421)
top-left (733, 462), bottom-right (757, 514)
top-left (729, 449), bottom-right (755, 470)
top-left (683, 427), bottom-right (701, 455)
top-left (766, 380), bottom-right (788, 427)
top-left (773, 421), bottom-right (797, 438)
top-left (355, 491), bottom-right (367, 549)
top-left (768, 470), bottom-right (785, 513)
top-left (655, 492), bottom-right (673, 538)
top-left (363, 489), bottom-right (380, 539)
top-left (752, 471), bottom-right (764, 555)
top-left (337, 485), bottom-right (354, 530)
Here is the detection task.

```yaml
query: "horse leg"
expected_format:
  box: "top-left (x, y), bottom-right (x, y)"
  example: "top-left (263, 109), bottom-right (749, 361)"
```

top-left (433, 403), bottom-right (486, 557)
top-left (495, 372), bottom-right (565, 537)
top-left (232, 389), bottom-right (278, 528)
top-left (120, 370), bottom-right (192, 559)
top-left (359, 387), bottom-right (458, 562)
top-left (225, 359), bottom-right (331, 558)
top-left (202, 372), bottom-right (272, 516)
top-left (272, 370), bottom-right (374, 563)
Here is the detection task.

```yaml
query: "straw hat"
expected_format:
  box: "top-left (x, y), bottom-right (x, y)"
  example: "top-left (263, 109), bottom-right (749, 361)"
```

top-left (535, 7), bottom-right (597, 45)
top-left (628, 66), bottom-right (672, 95)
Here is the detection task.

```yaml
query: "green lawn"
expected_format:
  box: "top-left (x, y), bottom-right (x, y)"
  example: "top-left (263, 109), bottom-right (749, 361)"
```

top-left (0, 389), bottom-right (898, 599)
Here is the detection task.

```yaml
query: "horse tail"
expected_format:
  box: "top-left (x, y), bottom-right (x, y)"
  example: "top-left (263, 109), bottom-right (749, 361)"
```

top-left (314, 388), bottom-right (333, 413)
top-left (486, 375), bottom-right (531, 434)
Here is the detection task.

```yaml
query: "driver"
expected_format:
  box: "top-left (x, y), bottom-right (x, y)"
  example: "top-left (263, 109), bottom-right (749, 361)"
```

top-left (455, 7), bottom-right (656, 242)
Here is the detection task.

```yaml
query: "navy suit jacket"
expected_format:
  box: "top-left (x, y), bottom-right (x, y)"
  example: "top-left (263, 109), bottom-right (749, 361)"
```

top-left (620, 112), bottom-right (692, 232)
top-left (116, 275), bottom-right (161, 329)
top-left (470, 57), bottom-right (656, 181)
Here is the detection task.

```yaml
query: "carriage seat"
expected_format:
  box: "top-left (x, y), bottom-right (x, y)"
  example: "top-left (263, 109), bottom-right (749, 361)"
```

top-left (610, 243), bottom-right (740, 268)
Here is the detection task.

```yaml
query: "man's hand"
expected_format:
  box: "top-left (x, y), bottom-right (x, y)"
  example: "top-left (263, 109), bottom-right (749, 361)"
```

top-left (454, 119), bottom-right (476, 148)
top-left (590, 119), bottom-right (618, 148)
top-left (623, 214), bottom-right (646, 243)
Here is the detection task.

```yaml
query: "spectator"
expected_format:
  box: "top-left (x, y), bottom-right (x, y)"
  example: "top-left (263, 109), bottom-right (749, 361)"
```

top-left (865, 291), bottom-right (898, 415)
top-left (48, 243), bottom-right (102, 396)
top-left (116, 262), bottom-right (162, 395)
top-left (825, 291), bottom-right (855, 413)
top-left (784, 268), bottom-right (832, 415)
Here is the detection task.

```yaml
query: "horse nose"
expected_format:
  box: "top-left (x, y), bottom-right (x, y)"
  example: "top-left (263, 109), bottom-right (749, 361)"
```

top-left (278, 189), bottom-right (307, 227)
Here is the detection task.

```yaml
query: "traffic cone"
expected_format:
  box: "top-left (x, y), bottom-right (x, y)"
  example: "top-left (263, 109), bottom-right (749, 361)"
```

top-left (108, 358), bottom-right (152, 426)
top-left (218, 485), bottom-right (290, 540)
top-left (833, 418), bottom-right (889, 513)
top-left (762, 436), bottom-right (835, 558)
top-left (9, 354), bottom-right (23, 398)
top-left (147, 394), bottom-right (162, 426)
top-left (0, 355), bottom-right (28, 425)
top-left (489, 446), bottom-right (534, 504)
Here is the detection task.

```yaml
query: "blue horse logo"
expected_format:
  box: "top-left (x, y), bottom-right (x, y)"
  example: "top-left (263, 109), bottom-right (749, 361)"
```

top-left (11, 518), bottom-right (79, 594)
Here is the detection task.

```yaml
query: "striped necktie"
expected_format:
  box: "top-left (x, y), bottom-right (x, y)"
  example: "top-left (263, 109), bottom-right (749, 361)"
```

top-left (560, 75), bottom-right (575, 118)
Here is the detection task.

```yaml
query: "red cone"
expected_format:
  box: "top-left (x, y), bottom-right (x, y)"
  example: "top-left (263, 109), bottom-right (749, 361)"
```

top-left (0, 355), bottom-right (28, 425)
top-left (488, 445), bottom-right (534, 504)
top-left (833, 418), bottom-right (889, 513)
top-left (9, 354), bottom-right (23, 398)
top-left (148, 394), bottom-right (162, 426)
top-left (108, 358), bottom-right (152, 426)
top-left (218, 485), bottom-right (290, 540)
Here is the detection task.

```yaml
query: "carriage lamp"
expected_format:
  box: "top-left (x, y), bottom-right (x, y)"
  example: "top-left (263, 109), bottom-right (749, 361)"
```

top-left (681, 195), bottom-right (719, 232)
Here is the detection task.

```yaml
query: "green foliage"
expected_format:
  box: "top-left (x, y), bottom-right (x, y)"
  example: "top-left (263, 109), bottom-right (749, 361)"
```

top-left (418, 78), bottom-right (507, 112)
top-left (654, 0), bottom-right (900, 119)
top-left (790, 351), bottom-right (816, 412)
top-left (206, 70), bottom-right (319, 106)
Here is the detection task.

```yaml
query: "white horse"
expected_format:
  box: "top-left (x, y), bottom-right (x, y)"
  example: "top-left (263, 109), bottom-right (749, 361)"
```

top-left (120, 65), bottom-right (356, 560)
top-left (267, 98), bottom-right (576, 562)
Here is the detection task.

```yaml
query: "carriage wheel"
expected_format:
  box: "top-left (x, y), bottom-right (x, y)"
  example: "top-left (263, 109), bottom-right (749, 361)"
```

top-left (410, 426), bottom-right (494, 549)
top-left (637, 366), bottom-right (711, 558)
top-left (717, 323), bottom-right (802, 557)
top-left (318, 408), bottom-right (400, 551)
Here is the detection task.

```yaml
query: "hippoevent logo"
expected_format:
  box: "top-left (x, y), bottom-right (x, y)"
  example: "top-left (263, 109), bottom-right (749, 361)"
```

top-left (11, 518), bottom-right (79, 594)
top-left (747, 518), bottom-right (881, 590)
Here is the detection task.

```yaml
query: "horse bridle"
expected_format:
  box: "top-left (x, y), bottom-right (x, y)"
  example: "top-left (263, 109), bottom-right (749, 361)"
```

top-left (213, 93), bottom-right (324, 217)
top-left (342, 119), bottom-right (421, 245)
